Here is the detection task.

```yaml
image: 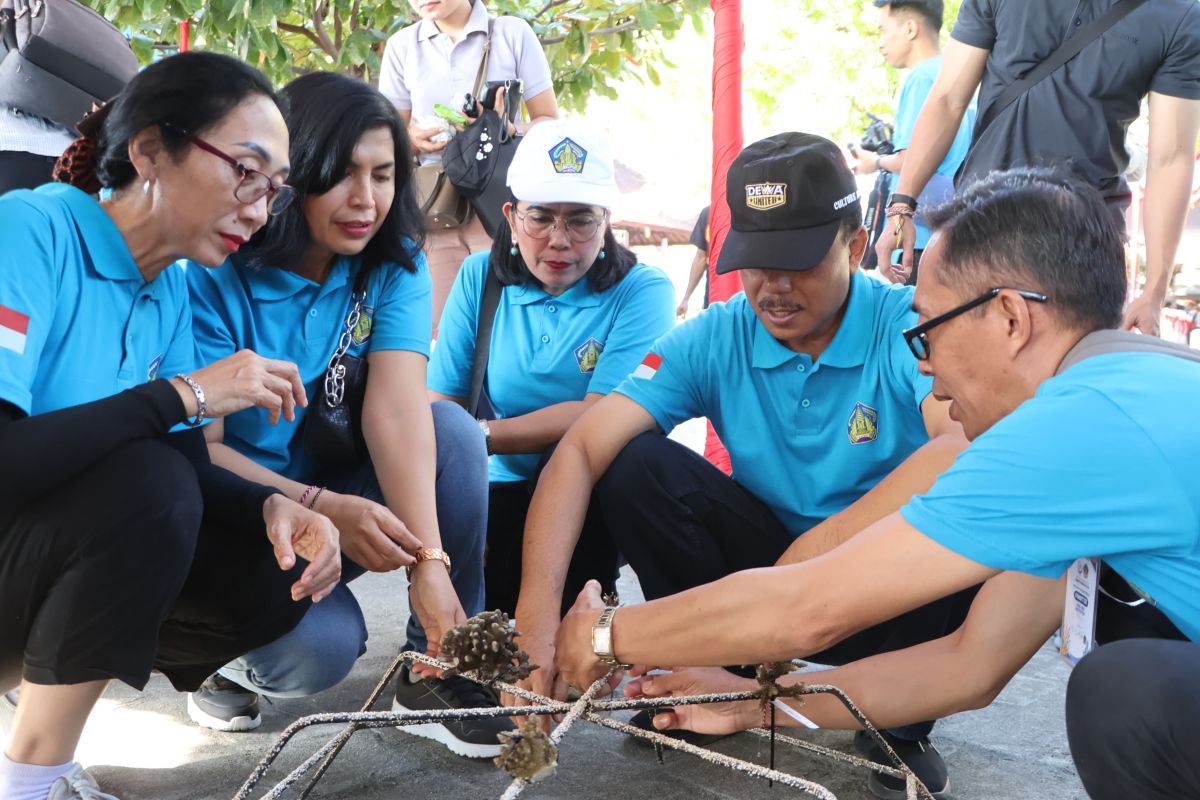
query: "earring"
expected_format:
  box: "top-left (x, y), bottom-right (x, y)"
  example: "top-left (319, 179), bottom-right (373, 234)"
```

top-left (509, 245), bottom-right (518, 256)
top-left (142, 179), bottom-right (151, 196)
top-left (598, 249), bottom-right (606, 260)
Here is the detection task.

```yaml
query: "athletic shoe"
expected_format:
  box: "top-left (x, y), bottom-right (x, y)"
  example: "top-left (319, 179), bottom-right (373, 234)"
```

top-left (46, 762), bottom-right (120, 800)
top-left (187, 674), bottom-right (262, 732)
top-left (391, 664), bottom-right (515, 758)
top-left (628, 708), bottom-right (730, 748)
top-left (854, 729), bottom-right (950, 799)
top-left (0, 688), bottom-right (17, 735)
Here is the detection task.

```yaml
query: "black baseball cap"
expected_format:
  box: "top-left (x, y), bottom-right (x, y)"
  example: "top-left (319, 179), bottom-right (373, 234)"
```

top-left (715, 132), bottom-right (861, 274)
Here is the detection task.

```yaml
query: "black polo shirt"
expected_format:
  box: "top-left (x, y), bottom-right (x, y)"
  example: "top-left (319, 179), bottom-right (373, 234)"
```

top-left (952, 0), bottom-right (1200, 202)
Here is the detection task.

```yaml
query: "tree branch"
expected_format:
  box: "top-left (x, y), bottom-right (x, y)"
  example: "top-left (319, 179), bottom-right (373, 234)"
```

top-left (539, 17), bottom-right (640, 45)
top-left (349, 0), bottom-right (362, 30)
top-left (277, 21), bottom-right (324, 51)
top-left (333, 3), bottom-right (343, 51)
top-left (309, 0), bottom-right (338, 57)
top-left (532, 0), bottom-right (571, 22)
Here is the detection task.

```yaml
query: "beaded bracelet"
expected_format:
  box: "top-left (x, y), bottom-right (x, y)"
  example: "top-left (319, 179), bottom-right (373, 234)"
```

top-left (884, 205), bottom-right (915, 219)
top-left (306, 487), bottom-right (326, 510)
top-left (298, 484), bottom-right (317, 507)
top-left (174, 373), bottom-right (206, 427)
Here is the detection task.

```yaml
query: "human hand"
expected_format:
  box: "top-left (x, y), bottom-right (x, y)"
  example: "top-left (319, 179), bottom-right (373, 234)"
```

top-left (312, 491), bottom-right (421, 572)
top-left (178, 350), bottom-right (306, 424)
top-left (503, 611), bottom-right (569, 731)
top-left (853, 149), bottom-right (878, 175)
top-left (262, 493), bottom-right (341, 603)
top-left (625, 666), bottom-right (759, 735)
top-left (1122, 291), bottom-right (1164, 336)
top-left (876, 213), bottom-right (916, 284)
top-left (676, 299), bottom-right (690, 318)
top-left (408, 122), bottom-right (449, 154)
top-left (554, 580), bottom-right (619, 695)
top-left (408, 562), bottom-right (467, 678)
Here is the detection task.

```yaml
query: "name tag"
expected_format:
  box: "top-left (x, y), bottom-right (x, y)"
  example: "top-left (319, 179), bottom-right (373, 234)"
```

top-left (1061, 557), bottom-right (1100, 666)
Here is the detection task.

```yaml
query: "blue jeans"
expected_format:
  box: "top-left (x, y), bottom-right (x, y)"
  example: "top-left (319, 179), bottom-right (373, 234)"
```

top-left (219, 401), bottom-right (488, 697)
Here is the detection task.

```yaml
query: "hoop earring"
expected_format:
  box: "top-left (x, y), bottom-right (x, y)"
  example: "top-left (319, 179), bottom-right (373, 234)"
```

top-left (142, 179), bottom-right (151, 196)
top-left (509, 246), bottom-right (518, 256)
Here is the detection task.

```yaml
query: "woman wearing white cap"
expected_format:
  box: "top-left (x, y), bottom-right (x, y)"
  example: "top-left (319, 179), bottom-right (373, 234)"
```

top-left (428, 119), bottom-right (675, 620)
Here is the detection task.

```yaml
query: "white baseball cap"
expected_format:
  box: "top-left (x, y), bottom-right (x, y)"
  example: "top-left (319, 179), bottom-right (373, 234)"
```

top-left (506, 119), bottom-right (618, 209)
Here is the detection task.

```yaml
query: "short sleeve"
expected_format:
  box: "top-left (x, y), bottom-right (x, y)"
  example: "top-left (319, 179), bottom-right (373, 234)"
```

top-left (428, 253), bottom-right (486, 399)
top-left (369, 250), bottom-right (433, 356)
top-left (613, 313), bottom-right (710, 433)
top-left (186, 263), bottom-right (239, 370)
top-left (901, 386), bottom-right (1185, 577)
top-left (1149, 4), bottom-right (1200, 100)
top-left (950, 0), bottom-right (997, 50)
top-left (378, 33), bottom-right (413, 111)
top-left (892, 69), bottom-right (937, 151)
top-left (586, 266), bottom-right (676, 396)
top-left (507, 17), bottom-right (554, 100)
top-left (0, 196), bottom-right (60, 414)
top-left (882, 290), bottom-right (932, 409)
top-left (689, 207), bottom-right (709, 252)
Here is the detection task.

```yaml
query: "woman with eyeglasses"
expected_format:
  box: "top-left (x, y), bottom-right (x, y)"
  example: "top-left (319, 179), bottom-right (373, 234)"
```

top-left (0, 52), bottom-right (342, 800)
top-left (185, 71), bottom-right (504, 757)
top-left (428, 119), bottom-right (675, 624)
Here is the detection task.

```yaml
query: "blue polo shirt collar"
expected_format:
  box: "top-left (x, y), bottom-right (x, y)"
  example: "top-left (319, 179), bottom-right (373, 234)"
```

top-left (245, 255), bottom-right (354, 301)
top-left (749, 271), bottom-right (874, 370)
top-left (508, 277), bottom-right (602, 308)
top-left (418, 0), bottom-right (489, 41)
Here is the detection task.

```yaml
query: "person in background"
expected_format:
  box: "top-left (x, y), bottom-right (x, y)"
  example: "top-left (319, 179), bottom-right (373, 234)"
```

top-left (379, 0), bottom-right (560, 329)
top-left (677, 205), bottom-right (710, 317)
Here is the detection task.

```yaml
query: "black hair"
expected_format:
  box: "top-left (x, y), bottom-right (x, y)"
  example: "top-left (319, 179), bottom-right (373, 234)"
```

top-left (93, 52), bottom-right (282, 190)
top-left (924, 167), bottom-right (1126, 332)
top-left (248, 72), bottom-right (424, 274)
top-left (489, 197), bottom-right (636, 292)
top-left (882, 0), bottom-right (943, 33)
top-left (838, 206), bottom-right (863, 241)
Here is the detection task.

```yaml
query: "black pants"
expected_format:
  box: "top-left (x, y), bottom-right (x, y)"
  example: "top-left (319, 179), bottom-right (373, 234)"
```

top-left (0, 440), bottom-right (309, 693)
top-left (485, 479), bottom-right (619, 620)
top-left (1067, 638), bottom-right (1200, 800)
top-left (595, 432), bottom-right (977, 739)
top-left (0, 150), bottom-right (58, 195)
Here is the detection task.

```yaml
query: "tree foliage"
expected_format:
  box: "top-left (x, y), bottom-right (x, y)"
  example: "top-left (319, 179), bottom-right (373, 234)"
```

top-left (84, 0), bottom-right (708, 111)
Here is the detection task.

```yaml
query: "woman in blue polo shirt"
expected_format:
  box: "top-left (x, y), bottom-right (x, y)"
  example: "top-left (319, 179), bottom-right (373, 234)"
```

top-left (0, 53), bottom-right (342, 800)
top-left (428, 119), bottom-right (675, 618)
top-left (186, 72), bottom-right (504, 757)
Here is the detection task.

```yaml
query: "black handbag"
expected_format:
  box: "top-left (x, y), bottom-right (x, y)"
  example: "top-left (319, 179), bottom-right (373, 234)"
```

top-left (302, 268), bottom-right (371, 467)
top-left (443, 76), bottom-right (524, 238)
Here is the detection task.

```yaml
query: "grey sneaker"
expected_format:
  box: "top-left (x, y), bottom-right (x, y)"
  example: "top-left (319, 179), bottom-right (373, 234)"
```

top-left (46, 763), bottom-right (119, 800)
top-left (391, 664), bottom-right (515, 758)
top-left (187, 674), bottom-right (262, 732)
top-left (854, 729), bottom-right (950, 799)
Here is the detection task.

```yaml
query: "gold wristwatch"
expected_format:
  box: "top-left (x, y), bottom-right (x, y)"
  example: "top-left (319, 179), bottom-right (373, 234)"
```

top-left (406, 547), bottom-right (451, 578)
top-left (591, 605), bottom-right (628, 667)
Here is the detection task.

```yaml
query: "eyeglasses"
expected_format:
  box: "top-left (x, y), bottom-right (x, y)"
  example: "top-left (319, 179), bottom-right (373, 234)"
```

top-left (514, 207), bottom-right (605, 243)
top-left (163, 123), bottom-right (296, 215)
top-left (903, 287), bottom-right (1049, 360)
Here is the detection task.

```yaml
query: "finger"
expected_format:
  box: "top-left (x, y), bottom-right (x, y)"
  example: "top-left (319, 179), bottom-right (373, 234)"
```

top-left (650, 709), bottom-right (683, 730)
top-left (378, 514), bottom-right (423, 554)
top-left (298, 548), bottom-right (341, 600)
top-left (575, 579), bottom-right (604, 610)
top-left (270, 520), bottom-right (296, 571)
top-left (365, 523), bottom-right (414, 570)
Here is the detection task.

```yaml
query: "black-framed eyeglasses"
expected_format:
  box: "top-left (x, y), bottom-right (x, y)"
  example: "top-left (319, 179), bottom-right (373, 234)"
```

top-left (514, 207), bottom-right (605, 243)
top-left (903, 287), bottom-right (1049, 360)
top-left (163, 123), bottom-right (296, 215)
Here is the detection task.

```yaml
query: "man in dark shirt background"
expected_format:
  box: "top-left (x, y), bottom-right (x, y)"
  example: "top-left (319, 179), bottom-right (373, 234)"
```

top-left (677, 205), bottom-right (711, 317)
top-left (880, 0), bottom-right (1200, 337)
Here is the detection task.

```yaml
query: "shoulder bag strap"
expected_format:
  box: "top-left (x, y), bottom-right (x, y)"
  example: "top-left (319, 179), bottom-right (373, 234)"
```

top-left (974, 0), bottom-right (1148, 141)
top-left (471, 17), bottom-right (495, 100)
top-left (467, 264), bottom-right (502, 418)
top-left (1056, 329), bottom-right (1200, 376)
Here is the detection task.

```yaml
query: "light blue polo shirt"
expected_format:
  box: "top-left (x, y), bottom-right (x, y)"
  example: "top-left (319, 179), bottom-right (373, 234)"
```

top-left (902, 353), bottom-right (1200, 643)
top-left (0, 184), bottom-right (196, 416)
top-left (615, 270), bottom-right (932, 537)
top-left (429, 251), bottom-right (675, 483)
top-left (890, 56), bottom-right (976, 249)
top-left (187, 250), bottom-right (431, 482)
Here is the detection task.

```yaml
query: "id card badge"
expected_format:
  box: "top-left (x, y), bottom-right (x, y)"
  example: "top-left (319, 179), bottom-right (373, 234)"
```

top-left (1060, 557), bottom-right (1100, 666)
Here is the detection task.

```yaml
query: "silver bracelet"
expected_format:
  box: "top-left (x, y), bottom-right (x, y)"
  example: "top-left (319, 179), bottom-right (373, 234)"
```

top-left (175, 373), bottom-right (207, 427)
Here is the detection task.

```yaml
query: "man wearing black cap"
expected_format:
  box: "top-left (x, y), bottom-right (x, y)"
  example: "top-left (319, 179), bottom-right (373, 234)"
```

top-left (508, 132), bottom-right (966, 797)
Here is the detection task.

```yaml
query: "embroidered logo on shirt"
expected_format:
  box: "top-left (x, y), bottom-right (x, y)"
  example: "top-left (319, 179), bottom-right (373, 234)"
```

top-left (573, 337), bottom-right (605, 374)
top-left (0, 304), bottom-right (30, 355)
top-left (745, 182), bottom-right (787, 211)
top-left (351, 306), bottom-right (374, 346)
top-left (633, 353), bottom-right (662, 380)
top-left (147, 354), bottom-right (164, 381)
top-left (846, 401), bottom-right (878, 445)
top-left (549, 138), bottom-right (587, 174)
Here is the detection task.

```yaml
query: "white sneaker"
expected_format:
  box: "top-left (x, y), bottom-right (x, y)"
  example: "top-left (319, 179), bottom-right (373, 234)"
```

top-left (0, 689), bottom-right (16, 735)
top-left (46, 763), bottom-right (120, 800)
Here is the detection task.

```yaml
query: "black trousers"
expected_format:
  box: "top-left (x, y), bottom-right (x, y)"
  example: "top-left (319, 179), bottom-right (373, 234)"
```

top-left (595, 432), bottom-right (977, 739)
top-left (485, 479), bottom-right (619, 620)
top-left (0, 440), bottom-right (309, 693)
top-left (1067, 638), bottom-right (1200, 800)
top-left (0, 150), bottom-right (58, 195)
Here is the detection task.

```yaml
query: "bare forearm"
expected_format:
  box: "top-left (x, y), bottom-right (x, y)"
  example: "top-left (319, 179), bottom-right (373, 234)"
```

top-left (1141, 155), bottom-right (1194, 301)
top-left (776, 434), bottom-right (966, 565)
top-left (490, 400), bottom-right (592, 454)
top-left (365, 408), bottom-right (443, 549)
top-left (895, 94), bottom-right (967, 199)
top-left (683, 251), bottom-right (707, 299)
top-left (209, 441), bottom-right (308, 502)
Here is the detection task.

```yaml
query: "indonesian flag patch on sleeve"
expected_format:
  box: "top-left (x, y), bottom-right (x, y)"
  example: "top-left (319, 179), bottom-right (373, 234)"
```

top-left (0, 305), bottom-right (29, 355)
top-left (632, 353), bottom-right (662, 380)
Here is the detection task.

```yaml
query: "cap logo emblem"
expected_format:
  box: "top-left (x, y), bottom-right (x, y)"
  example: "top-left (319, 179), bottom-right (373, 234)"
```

top-left (745, 182), bottom-right (787, 211)
top-left (833, 189), bottom-right (860, 211)
top-left (549, 138), bottom-right (587, 174)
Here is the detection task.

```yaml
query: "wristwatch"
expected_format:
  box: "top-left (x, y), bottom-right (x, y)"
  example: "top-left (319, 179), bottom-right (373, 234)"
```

top-left (406, 547), bottom-right (451, 578)
top-left (477, 418), bottom-right (494, 456)
top-left (885, 192), bottom-right (918, 211)
top-left (591, 605), bottom-right (629, 667)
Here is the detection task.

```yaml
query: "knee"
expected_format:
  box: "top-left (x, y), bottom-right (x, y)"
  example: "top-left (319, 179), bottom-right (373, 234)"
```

top-left (432, 400), bottom-right (488, 481)
top-left (97, 440), bottom-right (202, 566)
top-left (1066, 639), bottom-right (1143, 739)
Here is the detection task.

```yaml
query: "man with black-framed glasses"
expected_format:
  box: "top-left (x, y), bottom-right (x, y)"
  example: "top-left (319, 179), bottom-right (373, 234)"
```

top-left (555, 167), bottom-right (1200, 800)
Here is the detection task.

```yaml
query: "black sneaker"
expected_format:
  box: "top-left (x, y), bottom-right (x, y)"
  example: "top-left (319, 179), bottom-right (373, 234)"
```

top-left (391, 664), bottom-right (516, 758)
top-left (854, 729), bottom-right (950, 799)
top-left (628, 708), bottom-right (730, 748)
top-left (187, 674), bottom-right (262, 732)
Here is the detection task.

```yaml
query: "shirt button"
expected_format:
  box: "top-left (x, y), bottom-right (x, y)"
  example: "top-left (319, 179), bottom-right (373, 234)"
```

top-left (548, 305), bottom-right (557, 313)
top-left (310, 309), bottom-right (318, 317)
top-left (541, 334), bottom-right (550, 343)
top-left (801, 399), bottom-right (811, 408)
top-left (1074, 17), bottom-right (1081, 25)
top-left (796, 363), bottom-right (806, 373)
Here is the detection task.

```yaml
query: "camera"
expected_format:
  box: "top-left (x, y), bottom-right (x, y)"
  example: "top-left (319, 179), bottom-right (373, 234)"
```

top-left (461, 79), bottom-right (523, 119)
top-left (858, 113), bottom-right (895, 155)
